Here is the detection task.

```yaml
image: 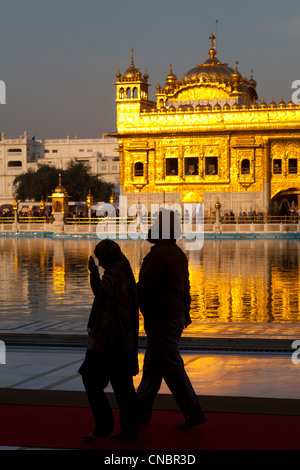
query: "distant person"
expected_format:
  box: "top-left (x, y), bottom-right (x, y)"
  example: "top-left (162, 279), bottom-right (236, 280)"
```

top-left (78, 240), bottom-right (139, 441)
top-left (136, 208), bottom-right (207, 429)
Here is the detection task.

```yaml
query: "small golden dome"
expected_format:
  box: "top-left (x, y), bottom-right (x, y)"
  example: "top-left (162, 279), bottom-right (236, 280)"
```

top-left (268, 98), bottom-right (277, 109)
top-left (231, 61), bottom-right (241, 83)
top-left (116, 68), bottom-right (121, 81)
top-left (166, 64), bottom-right (177, 82)
top-left (163, 64), bottom-right (178, 93)
top-left (123, 49), bottom-right (139, 79)
top-left (248, 70), bottom-right (257, 89)
top-left (278, 97), bottom-right (286, 108)
top-left (54, 174), bottom-right (67, 194)
top-left (144, 69), bottom-right (149, 81)
top-left (287, 99), bottom-right (296, 108)
top-left (260, 98), bottom-right (268, 109)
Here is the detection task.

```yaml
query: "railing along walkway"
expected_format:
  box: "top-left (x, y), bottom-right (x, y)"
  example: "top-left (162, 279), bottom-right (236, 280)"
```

top-left (0, 215), bottom-right (299, 225)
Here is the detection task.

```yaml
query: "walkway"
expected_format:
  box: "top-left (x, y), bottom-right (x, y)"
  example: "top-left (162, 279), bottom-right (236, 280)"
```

top-left (1, 320), bottom-right (300, 449)
top-left (1, 319), bottom-right (300, 409)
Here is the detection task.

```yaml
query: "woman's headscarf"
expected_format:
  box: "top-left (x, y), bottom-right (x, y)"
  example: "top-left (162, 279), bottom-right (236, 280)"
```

top-left (94, 239), bottom-right (135, 283)
top-left (94, 239), bottom-right (122, 268)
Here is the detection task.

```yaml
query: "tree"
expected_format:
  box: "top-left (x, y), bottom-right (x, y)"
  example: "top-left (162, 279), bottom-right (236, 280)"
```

top-left (63, 160), bottom-right (113, 202)
top-left (13, 161), bottom-right (114, 202)
top-left (14, 165), bottom-right (60, 201)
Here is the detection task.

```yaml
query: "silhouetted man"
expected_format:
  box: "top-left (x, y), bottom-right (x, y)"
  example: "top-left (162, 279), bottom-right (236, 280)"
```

top-left (136, 208), bottom-right (207, 429)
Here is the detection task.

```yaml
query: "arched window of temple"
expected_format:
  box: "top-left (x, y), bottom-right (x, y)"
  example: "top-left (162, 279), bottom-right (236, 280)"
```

top-left (288, 158), bottom-right (297, 174)
top-left (166, 158), bottom-right (178, 175)
top-left (126, 88), bottom-right (131, 99)
top-left (134, 162), bottom-right (144, 177)
top-left (205, 157), bottom-right (218, 175)
top-left (133, 87), bottom-right (138, 99)
top-left (273, 159), bottom-right (282, 174)
top-left (185, 157), bottom-right (199, 175)
top-left (241, 159), bottom-right (250, 174)
top-left (119, 88), bottom-right (124, 99)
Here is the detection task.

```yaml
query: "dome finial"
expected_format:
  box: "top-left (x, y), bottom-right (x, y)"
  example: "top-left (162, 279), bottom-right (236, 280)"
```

top-left (208, 33), bottom-right (217, 60)
top-left (209, 33), bottom-right (216, 48)
top-left (130, 48), bottom-right (134, 67)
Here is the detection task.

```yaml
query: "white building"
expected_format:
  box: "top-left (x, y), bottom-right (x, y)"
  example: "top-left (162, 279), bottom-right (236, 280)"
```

top-left (0, 132), bottom-right (119, 207)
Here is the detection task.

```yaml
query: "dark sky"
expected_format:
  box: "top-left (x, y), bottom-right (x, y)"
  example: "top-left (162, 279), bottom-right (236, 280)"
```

top-left (0, 0), bottom-right (299, 139)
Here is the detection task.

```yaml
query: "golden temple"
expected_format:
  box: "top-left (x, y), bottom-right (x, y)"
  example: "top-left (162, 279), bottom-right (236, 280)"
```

top-left (111, 35), bottom-right (300, 217)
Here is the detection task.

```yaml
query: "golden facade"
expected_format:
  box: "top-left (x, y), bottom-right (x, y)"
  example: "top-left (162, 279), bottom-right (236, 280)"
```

top-left (112, 37), bottom-right (300, 216)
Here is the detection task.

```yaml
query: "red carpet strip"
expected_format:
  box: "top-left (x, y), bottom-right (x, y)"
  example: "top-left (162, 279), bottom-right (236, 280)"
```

top-left (0, 404), bottom-right (299, 450)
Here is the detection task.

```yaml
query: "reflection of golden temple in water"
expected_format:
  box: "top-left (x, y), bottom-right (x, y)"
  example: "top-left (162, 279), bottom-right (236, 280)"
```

top-left (111, 35), bottom-right (300, 217)
top-left (52, 240), bottom-right (66, 296)
top-left (53, 261), bottom-right (66, 296)
top-left (184, 239), bottom-right (300, 328)
top-left (187, 242), bottom-right (269, 324)
top-left (0, 238), bottom-right (299, 325)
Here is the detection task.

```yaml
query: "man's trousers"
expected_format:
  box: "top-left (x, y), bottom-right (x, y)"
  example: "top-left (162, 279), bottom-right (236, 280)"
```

top-left (136, 317), bottom-right (205, 422)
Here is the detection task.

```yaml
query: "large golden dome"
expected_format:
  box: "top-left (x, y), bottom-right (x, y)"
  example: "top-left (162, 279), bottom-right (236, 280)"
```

top-left (157, 34), bottom-right (258, 105)
top-left (182, 34), bottom-right (239, 84)
top-left (182, 56), bottom-right (236, 84)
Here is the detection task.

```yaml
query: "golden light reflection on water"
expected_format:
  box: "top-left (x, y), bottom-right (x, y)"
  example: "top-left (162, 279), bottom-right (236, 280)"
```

top-left (0, 237), bottom-right (299, 325)
top-left (53, 262), bottom-right (66, 296)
